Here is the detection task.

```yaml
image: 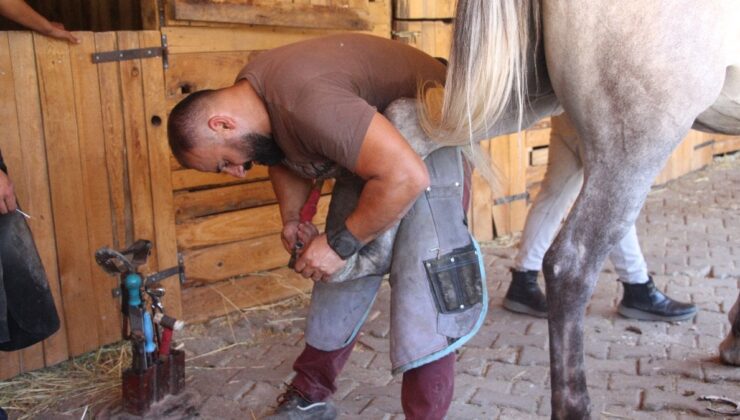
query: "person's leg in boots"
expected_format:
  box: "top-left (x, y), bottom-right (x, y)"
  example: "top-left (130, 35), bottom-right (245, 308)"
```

top-left (291, 339), bottom-right (357, 402)
top-left (390, 147), bottom-right (485, 418)
top-left (610, 226), bottom-right (697, 321)
top-left (507, 116), bottom-right (582, 317)
top-left (266, 340), bottom-right (356, 419)
top-left (267, 272), bottom-right (382, 419)
top-left (401, 353), bottom-right (455, 420)
top-left (267, 174), bottom-right (386, 419)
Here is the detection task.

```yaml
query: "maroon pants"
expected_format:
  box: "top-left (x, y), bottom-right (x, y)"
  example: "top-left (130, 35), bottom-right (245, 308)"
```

top-left (291, 341), bottom-right (455, 420)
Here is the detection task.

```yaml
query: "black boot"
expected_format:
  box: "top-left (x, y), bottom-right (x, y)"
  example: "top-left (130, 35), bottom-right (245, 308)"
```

top-left (503, 270), bottom-right (548, 318)
top-left (618, 276), bottom-right (697, 322)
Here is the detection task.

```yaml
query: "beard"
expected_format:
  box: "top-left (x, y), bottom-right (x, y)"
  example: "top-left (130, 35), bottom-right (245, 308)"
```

top-left (237, 132), bottom-right (284, 167)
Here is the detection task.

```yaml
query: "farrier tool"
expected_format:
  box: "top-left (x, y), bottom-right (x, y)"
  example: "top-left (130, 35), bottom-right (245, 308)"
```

top-left (288, 179), bottom-right (324, 269)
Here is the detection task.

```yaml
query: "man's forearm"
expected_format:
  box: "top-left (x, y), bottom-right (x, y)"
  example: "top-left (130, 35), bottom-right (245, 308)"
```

top-left (338, 112), bottom-right (431, 249)
top-left (0, 0), bottom-right (55, 35)
top-left (269, 164), bottom-right (313, 224)
top-left (343, 172), bottom-right (427, 245)
top-left (0, 0), bottom-right (79, 43)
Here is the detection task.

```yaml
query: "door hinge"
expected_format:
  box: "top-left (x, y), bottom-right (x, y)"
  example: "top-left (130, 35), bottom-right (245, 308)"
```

top-left (92, 34), bottom-right (169, 70)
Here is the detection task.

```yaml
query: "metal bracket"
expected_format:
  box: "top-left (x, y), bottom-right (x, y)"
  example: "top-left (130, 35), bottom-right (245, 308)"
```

top-left (92, 47), bottom-right (163, 63)
top-left (91, 34), bottom-right (169, 70)
top-left (145, 253), bottom-right (186, 286)
top-left (494, 192), bottom-right (529, 206)
top-left (145, 266), bottom-right (180, 286)
top-left (111, 252), bottom-right (186, 298)
top-left (161, 34), bottom-right (169, 69)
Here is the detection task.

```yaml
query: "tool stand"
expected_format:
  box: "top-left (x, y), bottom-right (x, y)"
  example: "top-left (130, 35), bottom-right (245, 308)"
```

top-left (94, 239), bottom-right (187, 416)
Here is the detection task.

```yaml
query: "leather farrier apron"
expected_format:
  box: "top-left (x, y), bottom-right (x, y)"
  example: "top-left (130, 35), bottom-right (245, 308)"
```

top-left (0, 152), bottom-right (60, 351)
top-left (305, 145), bottom-right (487, 374)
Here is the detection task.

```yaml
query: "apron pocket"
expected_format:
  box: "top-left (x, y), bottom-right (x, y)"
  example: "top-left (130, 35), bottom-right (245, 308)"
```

top-left (424, 243), bottom-right (483, 314)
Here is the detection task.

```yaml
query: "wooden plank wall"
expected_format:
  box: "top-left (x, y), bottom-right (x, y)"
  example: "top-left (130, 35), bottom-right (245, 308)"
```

top-left (395, 0), bottom-right (455, 19)
top-left (171, 0), bottom-right (375, 31)
top-left (144, 0), bottom-right (391, 37)
top-left (0, 0), bottom-right (142, 31)
top-left (712, 133), bottom-right (740, 155)
top-left (161, 0), bottom-right (392, 323)
top-left (0, 30), bottom-right (180, 380)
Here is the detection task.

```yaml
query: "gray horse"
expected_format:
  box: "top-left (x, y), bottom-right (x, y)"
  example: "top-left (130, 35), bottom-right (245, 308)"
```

top-left (423, 1), bottom-right (740, 419)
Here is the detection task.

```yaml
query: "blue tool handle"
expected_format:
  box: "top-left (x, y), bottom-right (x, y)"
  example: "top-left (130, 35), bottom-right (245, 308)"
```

top-left (143, 312), bottom-right (157, 353)
top-left (124, 273), bottom-right (142, 307)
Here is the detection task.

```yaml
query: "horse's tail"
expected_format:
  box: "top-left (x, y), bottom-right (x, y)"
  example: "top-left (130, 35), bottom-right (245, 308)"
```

top-left (421, 0), bottom-right (536, 143)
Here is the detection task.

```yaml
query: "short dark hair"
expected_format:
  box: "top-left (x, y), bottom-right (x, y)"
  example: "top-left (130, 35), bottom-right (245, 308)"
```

top-left (167, 89), bottom-right (215, 166)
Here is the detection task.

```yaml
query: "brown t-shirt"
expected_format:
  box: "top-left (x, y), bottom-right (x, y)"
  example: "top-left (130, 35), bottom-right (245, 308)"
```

top-left (237, 33), bottom-right (446, 179)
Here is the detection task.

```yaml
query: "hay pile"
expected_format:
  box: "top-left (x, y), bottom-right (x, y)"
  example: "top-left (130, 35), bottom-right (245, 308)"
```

top-left (0, 342), bottom-right (130, 419)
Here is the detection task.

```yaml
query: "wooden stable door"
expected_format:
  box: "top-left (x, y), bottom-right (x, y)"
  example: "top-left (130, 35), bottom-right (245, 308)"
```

top-left (0, 31), bottom-right (180, 379)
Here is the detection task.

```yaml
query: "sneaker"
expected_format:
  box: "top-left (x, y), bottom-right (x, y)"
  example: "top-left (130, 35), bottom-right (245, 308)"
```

top-left (503, 269), bottom-right (548, 318)
top-left (263, 386), bottom-right (337, 420)
top-left (618, 276), bottom-right (697, 322)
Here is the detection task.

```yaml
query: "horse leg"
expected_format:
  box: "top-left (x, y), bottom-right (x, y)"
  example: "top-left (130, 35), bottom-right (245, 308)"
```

top-left (541, 3), bottom-right (733, 417)
top-left (720, 294), bottom-right (740, 365)
top-left (544, 160), bottom-right (669, 419)
top-left (544, 122), bottom-right (702, 417)
top-left (544, 121), bottom-right (721, 419)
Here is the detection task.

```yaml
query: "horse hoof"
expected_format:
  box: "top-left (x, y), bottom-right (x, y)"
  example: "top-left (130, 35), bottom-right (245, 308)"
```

top-left (719, 334), bottom-right (740, 366)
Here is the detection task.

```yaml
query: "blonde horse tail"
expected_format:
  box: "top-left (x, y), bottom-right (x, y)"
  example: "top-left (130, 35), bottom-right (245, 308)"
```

top-left (422, 0), bottom-right (535, 140)
top-left (420, 0), bottom-right (537, 190)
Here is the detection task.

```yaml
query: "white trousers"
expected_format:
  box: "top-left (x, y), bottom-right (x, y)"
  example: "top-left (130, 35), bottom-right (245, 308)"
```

top-left (513, 116), bottom-right (649, 284)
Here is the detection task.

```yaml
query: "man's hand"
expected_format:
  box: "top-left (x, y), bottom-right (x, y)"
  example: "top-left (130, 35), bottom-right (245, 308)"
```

top-left (294, 234), bottom-right (346, 282)
top-left (286, 221), bottom-right (321, 269)
top-left (281, 220), bottom-right (300, 253)
top-left (46, 22), bottom-right (80, 44)
top-left (296, 222), bottom-right (320, 246)
top-left (0, 171), bottom-right (17, 215)
top-left (282, 220), bottom-right (320, 254)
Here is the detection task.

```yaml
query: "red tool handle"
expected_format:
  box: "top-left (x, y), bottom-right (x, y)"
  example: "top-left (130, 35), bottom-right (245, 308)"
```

top-left (288, 180), bottom-right (324, 269)
top-left (159, 327), bottom-right (173, 360)
top-left (299, 180), bottom-right (324, 223)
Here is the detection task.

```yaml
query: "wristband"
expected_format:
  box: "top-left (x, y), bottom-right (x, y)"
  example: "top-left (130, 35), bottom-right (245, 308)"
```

top-left (327, 224), bottom-right (363, 260)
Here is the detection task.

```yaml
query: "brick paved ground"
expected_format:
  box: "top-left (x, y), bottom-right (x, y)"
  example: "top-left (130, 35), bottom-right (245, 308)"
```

top-left (51, 157), bottom-right (740, 419)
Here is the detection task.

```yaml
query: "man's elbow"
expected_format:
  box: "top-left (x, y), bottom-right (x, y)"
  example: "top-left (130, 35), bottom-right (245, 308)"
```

top-left (401, 165), bottom-right (430, 198)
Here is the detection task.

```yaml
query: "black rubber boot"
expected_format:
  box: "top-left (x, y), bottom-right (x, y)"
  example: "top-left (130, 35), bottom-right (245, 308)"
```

top-left (618, 276), bottom-right (697, 322)
top-left (503, 270), bottom-right (548, 318)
